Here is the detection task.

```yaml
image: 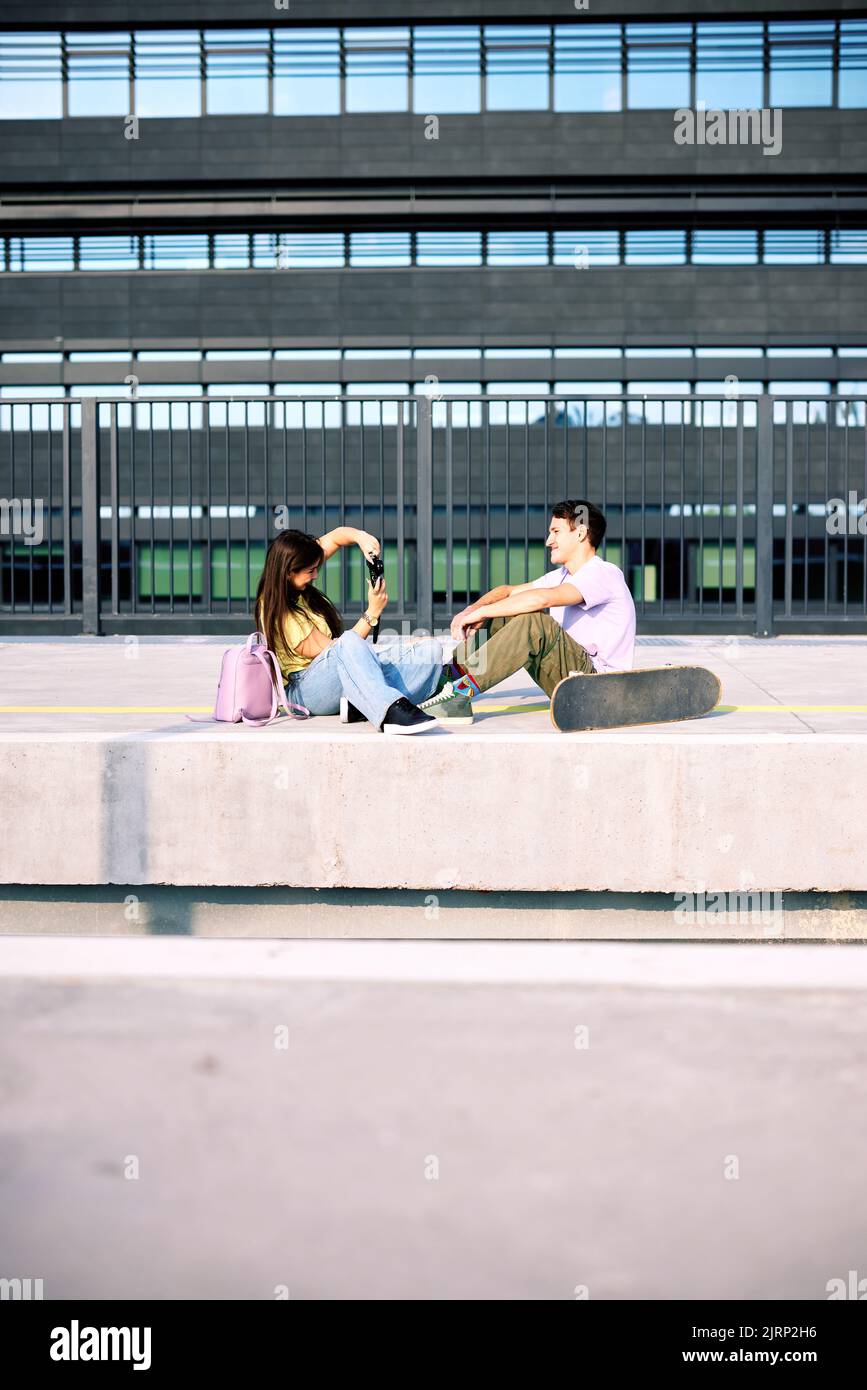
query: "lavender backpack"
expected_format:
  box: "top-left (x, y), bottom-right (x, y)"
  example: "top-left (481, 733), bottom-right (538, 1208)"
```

top-left (190, 631), bottom-right (310, 728)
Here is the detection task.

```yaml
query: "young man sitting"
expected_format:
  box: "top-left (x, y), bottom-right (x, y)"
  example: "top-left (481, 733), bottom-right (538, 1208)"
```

top-left (420, 499), bottom-right (636, 724)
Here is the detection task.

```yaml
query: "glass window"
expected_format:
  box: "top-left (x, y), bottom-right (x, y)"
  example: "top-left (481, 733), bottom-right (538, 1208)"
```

top-left (344, 349), bottom-right (412, 359)
top-left (839, 21), bottom-right (867, 108)
top-left (69, 351), bottom-right (131, 361)
top-left (830, 231), bottom-right (867, 264)
top-left (349, 233), bottom-right (411, 268)
top-left (345, 381), bottom-right (410, 392)
top-left (554, 24), bottom-right (621, 112)
top-left (769, 22), bottom-right (834, 107)
top-left (8, 237), bottom-right (74, 271)
top-left (695, 385), bottom-right (764, 426)
top-left (486, 380), bottom-right (550, 393)
top-left (205, 30), bottom-right (269, 115)
top-left (553, 231), bottom-right (620, 266)
top-left (555, 348), bottom-right (623, 358)
top-left (836, 384), bottom-right (867, 426)
top-left (416, 232), bottom-right (482, 266)
top-left (274, 350), bottom-right (341, 360)
top-left (212, 234), bottom-right (251, 269)
top-left (695, 380), bottom-right (764, 391)
top-left (346, 382), bottom-right (409, 426)
top-left (134, 31), bottom-right (200, 118)
top-left (412, 380), bottom-right (482, 391)
top-left (257, 233), bottom-right (344, 269)
top-left (274, 29), bottom-right (340, 116)
top-left (627, 381), bottom-right (690, 423)
top-left (206, 382), bottom-right (269, 394)
top-left (485, 348), bottom-right (552, 358)
top-left (137, 350), bottom-right (203, 361)
top-left (695, 346), bottom-right (763, 357)
top-left (0, 385), bottom-right (66, 396)
top-left (134, 384), bottom-right (203, 430)
top-left (0, 32), bottom-right (63, 119)
top-left (345, 28), bottom-right (409, 112)
top-left (487, 232), bottom-right (549, 266)
top-left (837, 348), bottom-right (867, 357)
top-left (768, 380), bottom-right (830, 392)
top-left (695, 23), bottom-right (763, 110)
top-left (142, 235), bottom-right (209, 270)
top-left (413, 27), bottom-right (480, 114)
top-left (414, 348), bottom-right (482, 358)
top-left (206, 382), bottom-right (269, 427)
top-left (553, 382), bottom-right (623, 427)
top-left (624, 231), bottom-right (687, 265)
top-left (626, 24), bottom-right (691, 110)
top-left (0, 386), bottom-right (66, 434)
top-left (691, 230), bottom-right (759, 264)
top-left (624, 347), bottom-right (693, 357)
top-left (206, 350), bottom-right (271, 360)
top-left (67, 33), bottom-right (131, 117)
top-left (763, 230), bottom-right (825, 264)
top-left (79, 236), bottom-right (140, 270)
top-left (485, 26), bottom-right (550, 111)
top-left (273, 382), bottom-right (341, 394)
top-left (1, 352), bottom-right (64, 363)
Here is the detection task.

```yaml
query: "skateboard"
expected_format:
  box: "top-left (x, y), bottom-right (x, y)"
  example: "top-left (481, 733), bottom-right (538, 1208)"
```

top-left (549, 665), bottom-right (722, 732)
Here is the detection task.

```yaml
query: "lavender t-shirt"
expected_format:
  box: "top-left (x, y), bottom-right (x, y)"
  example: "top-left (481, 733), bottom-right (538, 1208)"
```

top-left (530, 556), bottom-right (636, 672)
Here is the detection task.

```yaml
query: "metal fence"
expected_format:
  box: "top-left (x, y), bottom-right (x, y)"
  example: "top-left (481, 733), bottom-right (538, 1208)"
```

top-left (1, 393), bottom-right (866, 636)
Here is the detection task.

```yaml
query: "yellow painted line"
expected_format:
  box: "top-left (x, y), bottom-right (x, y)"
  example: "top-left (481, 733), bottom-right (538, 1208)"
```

top-left (476, 702), bottom-right (867, 715)
top-left (0, 705), bottom-right (212, 714)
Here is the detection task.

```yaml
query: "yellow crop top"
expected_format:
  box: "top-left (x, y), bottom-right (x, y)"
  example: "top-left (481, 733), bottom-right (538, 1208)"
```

top-left (257, 596), bottom-right (332, 678)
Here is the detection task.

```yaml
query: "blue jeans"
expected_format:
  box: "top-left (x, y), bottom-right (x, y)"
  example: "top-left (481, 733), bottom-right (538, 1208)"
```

top-left (286, 631), bottom-right (443, 729)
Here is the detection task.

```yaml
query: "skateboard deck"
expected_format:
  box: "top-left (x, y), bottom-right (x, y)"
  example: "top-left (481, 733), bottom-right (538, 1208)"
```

top-left (549, 665), bottom-right (722, 732)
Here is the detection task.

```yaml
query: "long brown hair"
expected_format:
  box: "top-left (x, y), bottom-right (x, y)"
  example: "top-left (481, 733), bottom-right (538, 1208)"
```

top-left (255, 530), bottom-right (343, 683)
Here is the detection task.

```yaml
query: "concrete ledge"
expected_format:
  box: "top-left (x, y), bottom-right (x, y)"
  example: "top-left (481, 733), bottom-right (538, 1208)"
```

top-left (3, 636), bottom-right (867, 893)
top-left (2, 727), bottom-right (867, 891)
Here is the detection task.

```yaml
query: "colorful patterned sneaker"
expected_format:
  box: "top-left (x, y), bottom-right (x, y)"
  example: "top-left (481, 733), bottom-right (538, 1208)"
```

top-left (418, 680), bottom-right (475, 725)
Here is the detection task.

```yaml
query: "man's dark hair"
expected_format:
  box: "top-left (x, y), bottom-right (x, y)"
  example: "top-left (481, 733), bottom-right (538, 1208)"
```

top-left (551, 500), bottom-right (606, 550)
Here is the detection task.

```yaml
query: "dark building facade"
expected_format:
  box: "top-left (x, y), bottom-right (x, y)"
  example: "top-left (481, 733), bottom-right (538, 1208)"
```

top-left (1, 1), bottom-right (866, 632)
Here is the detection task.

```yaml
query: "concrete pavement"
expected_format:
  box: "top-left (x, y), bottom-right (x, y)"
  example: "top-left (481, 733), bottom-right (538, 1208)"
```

top-left (0, 938), bottom-right (864, 1300)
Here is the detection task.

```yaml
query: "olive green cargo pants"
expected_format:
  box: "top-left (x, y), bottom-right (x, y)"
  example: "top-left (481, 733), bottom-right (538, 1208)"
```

top-left (452, 611), bottom-right (596, 698)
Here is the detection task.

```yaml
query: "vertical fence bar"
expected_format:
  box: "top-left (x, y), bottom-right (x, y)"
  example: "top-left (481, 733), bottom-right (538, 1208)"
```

top-left (466, 405), bottom-right (472, 607)
top-left (804, 405), bottom-right (811, 613)
top-left (62, 403), bottom-right (72, 617)
top-left (416, 393), bottom-right (434, 632)
top-left (168, 402), bottom-right (175, 614)
top-left (679, 402), bottom-right (685, 616)
top-left (397, 399), bottom-right (405, 618)
top-left (109, 402), bottom-right (119, 616)
top-left (698, 400), bottom-right (705, 617)
top-left (80, 396), bottom-right (101, 634)
top-left (823, 406), bottom-right (830, 615)
top-left (27, 404), bottom-right (34, 612)
top-left (8, 411), bottom-right (15, 612)
top-left (639, 401), bottom-right (646, 617)
top-left (755, 391), bottom-right (774, 636)
top-left (735, 399), bottom-right (744, 618)
top-left (843, 403), bottom-right (850, 617)
top-left (659, 403), bottom-right (664, 612)
top-left (784, 400), bottom-right (793, 619)
top-left (446, 400), bottom-right (453, 613)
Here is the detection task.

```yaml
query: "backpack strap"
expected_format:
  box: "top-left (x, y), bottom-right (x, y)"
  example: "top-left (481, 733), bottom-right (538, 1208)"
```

top-left (239, 649), bottom-right (310, 726)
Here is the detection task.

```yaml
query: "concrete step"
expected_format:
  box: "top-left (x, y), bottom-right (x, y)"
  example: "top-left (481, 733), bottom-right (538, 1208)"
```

top-left (2, 635), bottom-right (867, 893)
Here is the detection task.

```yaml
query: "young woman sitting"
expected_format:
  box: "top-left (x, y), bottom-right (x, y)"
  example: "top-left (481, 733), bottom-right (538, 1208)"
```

top-left (254, 527), bottom-right (444, 734)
